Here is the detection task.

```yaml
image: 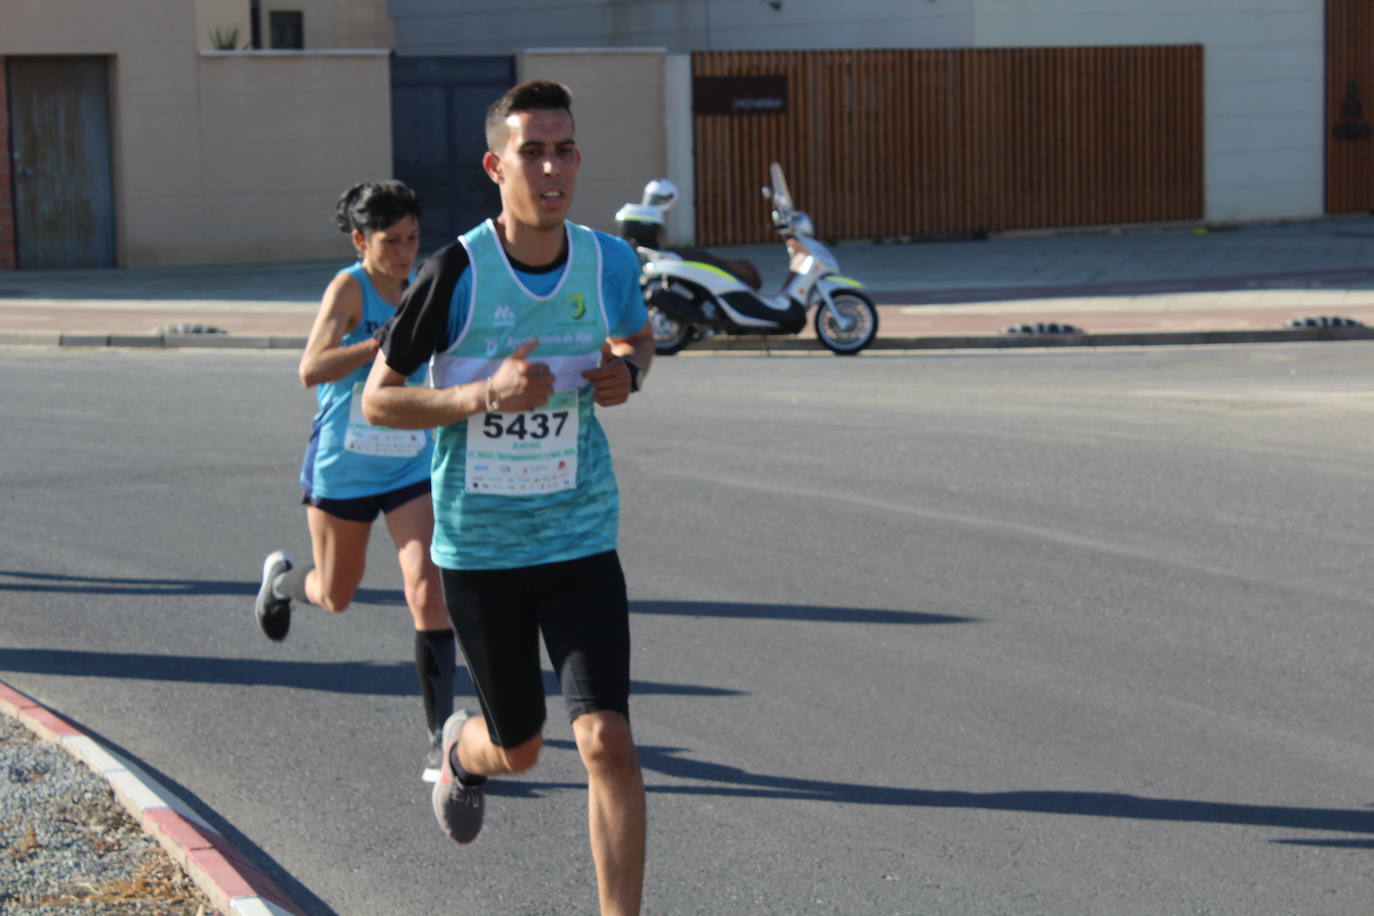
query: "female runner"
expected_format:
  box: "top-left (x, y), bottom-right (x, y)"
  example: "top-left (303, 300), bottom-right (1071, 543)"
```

top-left (255, 180), bottom-right (455, 782)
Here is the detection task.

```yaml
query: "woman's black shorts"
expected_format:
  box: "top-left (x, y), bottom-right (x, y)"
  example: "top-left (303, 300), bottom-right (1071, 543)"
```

top-left (300, 477), bottom-right (430, 523)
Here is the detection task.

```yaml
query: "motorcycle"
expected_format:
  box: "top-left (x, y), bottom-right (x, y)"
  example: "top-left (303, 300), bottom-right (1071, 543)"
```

top-left (614, 163), bottom-right (880, 355)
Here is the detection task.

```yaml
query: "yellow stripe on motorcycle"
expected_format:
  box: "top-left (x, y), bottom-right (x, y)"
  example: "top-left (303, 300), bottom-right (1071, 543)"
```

top-left (681, 261), bottom-right (739, 283)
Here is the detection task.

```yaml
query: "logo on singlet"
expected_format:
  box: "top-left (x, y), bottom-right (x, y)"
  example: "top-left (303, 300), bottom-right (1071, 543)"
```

top-left (570, 293), bottom-right (586, 320)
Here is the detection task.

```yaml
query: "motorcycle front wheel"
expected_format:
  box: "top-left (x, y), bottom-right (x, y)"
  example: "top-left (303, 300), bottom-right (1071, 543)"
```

top-left (648, 304), bottom-right (693, 356)
top-left (814, 290), bottom-right (879, 355)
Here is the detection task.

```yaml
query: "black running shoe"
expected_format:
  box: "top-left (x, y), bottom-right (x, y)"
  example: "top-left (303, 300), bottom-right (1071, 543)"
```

top-left (431, 710), bottom-right (485, 844)
top-left (255, 550), bottom-right (293, 641)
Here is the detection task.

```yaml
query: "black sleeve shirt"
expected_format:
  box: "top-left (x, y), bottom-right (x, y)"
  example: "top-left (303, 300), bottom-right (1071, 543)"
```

top-left (377, 241), bottom-right (471, 377)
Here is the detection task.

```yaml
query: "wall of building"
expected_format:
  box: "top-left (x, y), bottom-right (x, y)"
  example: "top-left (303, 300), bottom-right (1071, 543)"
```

top-left (2, 0), bottom-right (395, 267)
top-left (0, 63), bottom-right (13, 269)
top-left (4, 0), bottom-right (204, 266)
top-left (391, 0), bottom-right (1329, 227)
top-left (973, 0), bottom-right (1325, 222)
top-left (663, 54), bottom-right (696, 246)
top-left (516, 49), bottom-right (670, 236)
top-left (179, 51), bottom-right (393, 265)
top-left (390, 0), bottom-right (974, 55)
top-left (261, 0), bottom-right (395, 49)
top-left (196, 0), bottom-right (253, 49)
top-left (331, 0), bottom-right (397, 47)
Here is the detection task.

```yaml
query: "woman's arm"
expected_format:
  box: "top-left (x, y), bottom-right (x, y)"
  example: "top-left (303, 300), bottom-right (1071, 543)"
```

top-left (298, 272), bottom-right (378, 388)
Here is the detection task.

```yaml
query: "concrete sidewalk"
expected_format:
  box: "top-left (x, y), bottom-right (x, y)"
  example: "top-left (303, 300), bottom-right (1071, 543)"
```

top-left (4, 215), bottom-right (1374, 349)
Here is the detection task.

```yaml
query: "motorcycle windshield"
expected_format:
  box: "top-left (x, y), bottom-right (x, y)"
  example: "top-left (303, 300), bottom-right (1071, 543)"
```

top-left (769, 162), bottom-right (794, 214)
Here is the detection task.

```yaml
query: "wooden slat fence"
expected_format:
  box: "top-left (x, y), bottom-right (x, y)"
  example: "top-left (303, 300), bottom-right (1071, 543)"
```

top-left (693, 46), bottom-right (1203, 246)
top-left (1326, 0), bottom-right (1374, 213)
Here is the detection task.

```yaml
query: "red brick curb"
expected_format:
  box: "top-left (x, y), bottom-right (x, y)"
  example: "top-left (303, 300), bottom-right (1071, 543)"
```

top-left (0, 679), bottom-right (307, 916)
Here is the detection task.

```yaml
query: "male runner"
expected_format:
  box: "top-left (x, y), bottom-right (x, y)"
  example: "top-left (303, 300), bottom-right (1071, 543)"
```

top-left (361, 80), bottom-right (651, 915)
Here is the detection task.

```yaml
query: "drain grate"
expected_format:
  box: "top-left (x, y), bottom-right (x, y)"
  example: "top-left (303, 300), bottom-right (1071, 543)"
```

top-left (1003, 322), bottom-right (1084, 335)
top-left (1286, 315), bottom-right (1366, 328)
top-left (153, 323), bottom-right (229, 335)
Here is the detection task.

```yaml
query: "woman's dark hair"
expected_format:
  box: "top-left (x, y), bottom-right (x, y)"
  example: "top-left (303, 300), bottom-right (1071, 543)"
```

top-left (334, 180), bottom-right (421, 235)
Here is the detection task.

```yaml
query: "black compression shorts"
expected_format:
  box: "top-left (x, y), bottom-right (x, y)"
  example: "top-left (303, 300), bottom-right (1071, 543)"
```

top-left (300, 477), bottom-right (431, 523)
top-left (440, 550), bottom-right (631, 748)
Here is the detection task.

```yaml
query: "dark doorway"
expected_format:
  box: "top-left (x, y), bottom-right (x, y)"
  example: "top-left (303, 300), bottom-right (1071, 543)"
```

top-left (390, 56), bottom-right (513, 255)
top-left (6, 56), bottom-right (116, 268)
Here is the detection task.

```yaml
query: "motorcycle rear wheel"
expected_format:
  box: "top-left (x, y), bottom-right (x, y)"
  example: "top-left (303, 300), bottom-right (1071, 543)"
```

top-left (815, 290), bottom-right (879, 355)
top-left (649, 304), bottom-right (693, 356)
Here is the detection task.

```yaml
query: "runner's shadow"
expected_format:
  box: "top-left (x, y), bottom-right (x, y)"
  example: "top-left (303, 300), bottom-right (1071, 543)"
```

top-left (0, 648), bottom-right (741, 700)
top-left (521, 740), bottom-right (1374, 842)
top-left (0, 572), bottom-right (971, 625)
top-left (0, 569), bottom-right (401, 605)
top-left (632, 600), bottom-right (974, 626)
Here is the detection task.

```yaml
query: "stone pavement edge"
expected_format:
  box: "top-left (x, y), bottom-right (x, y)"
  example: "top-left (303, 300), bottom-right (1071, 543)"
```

top-left (3, 216), bottom-right (1374, 350)
top-left (0, 678), bottom-right (306, 916)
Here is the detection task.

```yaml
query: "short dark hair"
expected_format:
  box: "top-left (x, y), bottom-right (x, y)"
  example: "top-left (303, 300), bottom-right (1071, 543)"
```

top-left (485, 80), bottom-right (574, 153)
top-left (334, 180), bottom-right (421, 235)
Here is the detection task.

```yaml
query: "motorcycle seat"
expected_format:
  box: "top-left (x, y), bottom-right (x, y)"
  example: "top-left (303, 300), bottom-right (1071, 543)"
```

top-left (669, 247), bottom-right (763, 291)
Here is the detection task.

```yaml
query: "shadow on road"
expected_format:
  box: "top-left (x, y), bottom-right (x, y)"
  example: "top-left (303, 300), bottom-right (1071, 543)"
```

top-left (632, 600), bottom-right (975, 626)
top-left (0, 572), bottom-right (974, 626)
top-left (515, 739), bottom-right (1374, 844)
top-left (0, 647), bottom-right (742, 701)
top-left (0, 569), bottom-right (401, 604)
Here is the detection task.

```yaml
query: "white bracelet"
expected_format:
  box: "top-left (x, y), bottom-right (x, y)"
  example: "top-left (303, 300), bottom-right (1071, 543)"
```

top-left (483, 376), bottom-right (501, 413)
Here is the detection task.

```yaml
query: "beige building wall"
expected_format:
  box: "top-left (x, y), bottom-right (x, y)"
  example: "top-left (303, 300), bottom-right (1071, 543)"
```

top-left (260, 0), bottom-right (395, 49)
top-left (2, 0), bottom-right (395, 267)
top-left (331, 0), bottom-right (397, 48)
top-left (190, 52), bottom-right (392, 265)
top-left (516, 50), bottom-right (668, 236)
top-left (196, 0), bottom-right (254, 49)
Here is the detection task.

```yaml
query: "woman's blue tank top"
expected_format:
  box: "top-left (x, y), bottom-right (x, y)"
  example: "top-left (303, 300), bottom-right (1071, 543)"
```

top-left (299, 263), bottom-right (433, 500)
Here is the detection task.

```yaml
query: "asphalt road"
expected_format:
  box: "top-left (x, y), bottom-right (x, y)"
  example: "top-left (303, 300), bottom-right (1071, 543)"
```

top-left (1, 343), bottom-right (1372, 915)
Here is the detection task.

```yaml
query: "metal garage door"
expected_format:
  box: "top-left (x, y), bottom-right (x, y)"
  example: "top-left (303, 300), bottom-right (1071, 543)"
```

top-left (391, 56), bottom-right (514, 255)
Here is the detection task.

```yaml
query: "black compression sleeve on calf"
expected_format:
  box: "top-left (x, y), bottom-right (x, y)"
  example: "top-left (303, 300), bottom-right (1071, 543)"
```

top-left (415, 628), bottom-right (457, 734)
top-left (273, 563), bottom-right (314, 605)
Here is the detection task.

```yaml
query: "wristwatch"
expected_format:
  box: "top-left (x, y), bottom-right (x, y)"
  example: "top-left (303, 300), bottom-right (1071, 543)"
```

top-left (624, 358), bottom-right (643, 393)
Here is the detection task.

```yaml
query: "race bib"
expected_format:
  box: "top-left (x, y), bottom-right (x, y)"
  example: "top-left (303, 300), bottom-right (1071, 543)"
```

top-left (465, 390), bottom-right (579, 495)
top-left (344, 382), bottom-right (428, 457)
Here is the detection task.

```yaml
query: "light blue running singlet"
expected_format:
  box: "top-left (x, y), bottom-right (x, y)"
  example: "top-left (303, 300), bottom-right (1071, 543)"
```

top-left (300, 263), bottom-right (433, 500)
top-left (427, 220), bottom-right (623, 570)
